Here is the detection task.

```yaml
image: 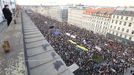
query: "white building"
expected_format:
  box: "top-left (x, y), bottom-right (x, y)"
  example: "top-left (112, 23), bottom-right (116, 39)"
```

top-left (68, 7), bottom-right (84, 27)
top-left (107, 7), bottom-right (134, 42)
top-left (68, 7), bottom-right (115, 36)
top-left (48, 6), bottom-right (63, 22)
top-left (81, 14), bottom-right (94, 31)
top-left (90, 8), bottom-right (115, 35)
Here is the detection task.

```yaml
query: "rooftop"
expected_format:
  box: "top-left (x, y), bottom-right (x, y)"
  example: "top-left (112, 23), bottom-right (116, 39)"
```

top-left (84, 7), bottom-right (115, 17)
top-left (113, 7), bottom-right (134, 17)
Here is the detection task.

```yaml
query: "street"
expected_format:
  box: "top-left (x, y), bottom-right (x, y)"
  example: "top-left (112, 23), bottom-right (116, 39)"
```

top-left (0, 21), bottom-right (7, 43)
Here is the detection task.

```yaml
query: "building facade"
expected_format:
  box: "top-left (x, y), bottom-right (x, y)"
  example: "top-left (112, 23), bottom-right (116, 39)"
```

top-left (30, 6), bottom-right (134, 42)
top-left (68, 7), bottom-right (84, 27)
top-left (91, 8), bottom-right (115, 35)
top-left (81, 14), bottom-right (94, 31)
top-left (68, 7), bottom-right (115, 36)
top-left (81, 8), bottom-right (96, 31)
top-left (107, 8), bottom-right (134, 42)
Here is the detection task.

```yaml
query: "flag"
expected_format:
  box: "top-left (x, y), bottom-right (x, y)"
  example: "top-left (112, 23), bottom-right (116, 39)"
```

top-left (68, 40), bottom-right (77, 44)
top-left (66, 33), bottom-right (71, 36)
top-left (76, 45), bottom-right (88, 52)
top-left (95, 46), bottom-right (101, 51)
top-left (83, 39), bottom-right (87, 44)
top-left (44, 21), bottom-right (47, 24)
top-left (110, 68), bottom-right (116, 73)
top-left (51, 29), bottom-right (62, 36)
top-left (54, 31), bottom-right (61, 35)
top-left (66, 33), bottom-right (76, 38)
top-left (70, 35), bottom-right (76, 38)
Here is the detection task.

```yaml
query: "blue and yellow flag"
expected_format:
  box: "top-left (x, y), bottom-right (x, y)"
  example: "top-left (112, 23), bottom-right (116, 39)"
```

top-left (76, 45), bottom-right (88, 52)
top-left (68, 40), bottom-right (88, 51)
top-left (68, 40), bottom-right (77, 44)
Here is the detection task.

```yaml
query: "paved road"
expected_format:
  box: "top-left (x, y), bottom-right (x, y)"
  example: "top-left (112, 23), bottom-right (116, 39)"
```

top-left (0, 21), bottom-right (7, 33)
top-left (0, 21), bottom-right (8, 43)
top-left (0, 12), bottom-right (27, 75)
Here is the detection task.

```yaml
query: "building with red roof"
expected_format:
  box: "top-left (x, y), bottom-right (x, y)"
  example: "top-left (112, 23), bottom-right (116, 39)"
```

top-left (82, 7), bottom-right (115, 35)
top-left (83, 8), bottom-right (96, 15)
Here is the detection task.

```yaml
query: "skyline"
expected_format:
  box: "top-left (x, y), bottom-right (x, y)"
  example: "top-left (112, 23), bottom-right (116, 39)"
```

top-left (16, 0), bottom-right (134, 6)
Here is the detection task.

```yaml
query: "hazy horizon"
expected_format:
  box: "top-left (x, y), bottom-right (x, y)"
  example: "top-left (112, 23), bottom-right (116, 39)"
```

top-left (16, 0), bottom-right (134, 7)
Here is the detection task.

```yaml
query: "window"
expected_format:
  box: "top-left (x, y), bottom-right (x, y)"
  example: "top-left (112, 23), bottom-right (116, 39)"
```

top-left (110, 25), bottom-right (112, 28)
top-left (117, 16), bottom-right (119, 19)
top-left (126, 17), bottom-right (128, 20)
top-left (112, 20), bottom-right (114, 23)
top-left (115, 20), bottom-right (118, 24)
top-left (129, 23), bottom-right (132, 27)
top-left (113, 15), bottom-right (115, 18)
top-left (132, 31), bottom-right (134, 34)
top-left (122, 28), bottom-right (124, 31)
top-left (112, 32), bottom-right (114, 34)
top-left (126, 29), bottom-right (129, 33)
top-left (124, 22), bottom-right (126, 26)
top-left (114, 26), bottom-right (116, 29)
top-left (124, 35), bottom-right (127, 39)
top-left (129, 37), bottom-right (132, 40)
top-left (118, 27), bottom-right (120, 30)
top-left (131, 17), bottom-right (133, 21)
top-left (120, 34), bottom-right (122, 37)
top-left (116, 33), bottom-right (118, 36)
top-left (119, 21), bottom-right (122, 25)
top-left (121, 16), bottom-right (123, 19)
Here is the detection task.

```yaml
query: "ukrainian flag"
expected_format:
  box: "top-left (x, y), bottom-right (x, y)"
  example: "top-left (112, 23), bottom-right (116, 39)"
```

top-left (76, 45), bottom-right (88, 52)
top-left (68, 40), bottom-right (77, 44)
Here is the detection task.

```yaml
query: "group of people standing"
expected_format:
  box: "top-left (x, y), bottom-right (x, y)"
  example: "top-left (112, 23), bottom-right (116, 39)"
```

top-left (28, 11), bottom-right (134, 75)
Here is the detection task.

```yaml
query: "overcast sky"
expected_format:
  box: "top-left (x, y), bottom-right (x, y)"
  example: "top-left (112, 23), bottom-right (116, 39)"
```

top-left (16, 0), bottom-right (134, 6)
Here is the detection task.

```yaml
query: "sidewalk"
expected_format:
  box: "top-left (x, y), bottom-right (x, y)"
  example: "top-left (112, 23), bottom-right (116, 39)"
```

top-left (0, 11), bottom-right (27, 75)
top-left (0, 20), bottom-right (8, 44)
top-left (0, 20), bottom-right (7, 33)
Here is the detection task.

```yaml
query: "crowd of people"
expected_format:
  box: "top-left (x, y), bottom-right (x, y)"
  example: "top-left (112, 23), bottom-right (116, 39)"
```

top-left (27, 11), bottom-right (134, 75)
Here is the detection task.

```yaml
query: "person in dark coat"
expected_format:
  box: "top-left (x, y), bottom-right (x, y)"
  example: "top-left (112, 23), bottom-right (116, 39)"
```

top-left (2, 5), bottom-right (12, 26)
